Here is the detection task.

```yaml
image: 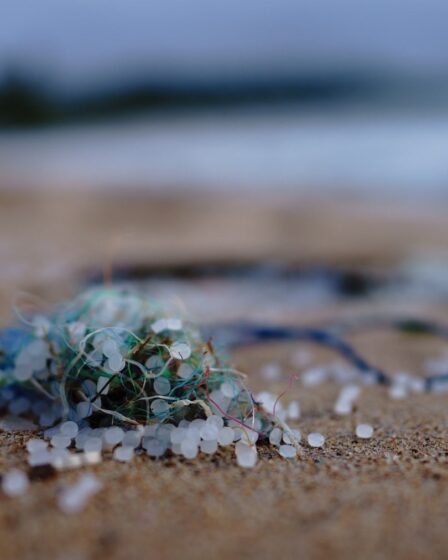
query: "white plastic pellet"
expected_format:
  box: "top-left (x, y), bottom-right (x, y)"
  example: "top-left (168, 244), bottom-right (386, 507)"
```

top-left (84, 437), bottom-right (103, 453)
top-left (334, 398), bottom-right (352, 416)
top-left (291, 348), bottom-right (312, 367)
top-left (170, 427), bottom-right (187, 445)
top-left (240, 429), bottom-right (258, 445)
top-left (44, 425), bottom-right (61, 439)
top-left (50, 448), bottom-right (71, 468)
top-left (121, 430), bottom-right (142, 448)
top-left (200, 439), bottom-right (218, 455)
top-left (302, 367), bottom-right (328, 387)
top-left (209, 390), bottom-right (230, 415)
top-left (145, 355), bottom-right (164, 372)
top-left (106, 354), bottom-right (125, 373)
top-left (83, 451), bottom-right (102, 465)
top-left (334, 384), bottom-right (361, 415)
top-left (260, 362), bottom-right (281, 381)
top-left (269, 427), bottom-right (282, 446)
top-left (171, 443), bottom-right (182, 455)
top-left (207, 415), bottom-right (224, 429)
top-left (177, 363), bottom-right (194, 379)
top-left (144, 438), bottom-right (167, 458)
top-left (409, 377), bottom-right (425, 394)
top-left (190, 418), bottom-right (206, 430)
top-left (103, 427), bottom-right (124, 446)
top-left (151, 318), bottom-right (182, 334)
top-left (307, 432), bottom-right (325, 448)
top-left (27, 450), bottom-right (52, 466)
top-left (199, 422), bottom-right (219, 441)
top-left (58, 474), bottom-right (102, 514)
top-left (220, 381), bottom-right (239, 398)
top-left (235, 442), bottom-right (258, 468)
top-left (76, 401), bottom-right (93, 420)
top-left (142, 424), bottom-right (158, 438)
top-left (156, 424), bottom-right (174, 442)
top-left (75, 434), bottom-right (89, 450)
top-left (339, 384), bottom-right (361, 402)
top-left (356, 424), bottom-right (374, 439)
top-left (217, 427), bottom-right (234, 446)
top-left (169, 342), bottom-right (191, 361)
top-left (154, 377), bottom-right (171, 396)
top-left (286, 401), bottom-right (300, 420)
top-left (389, 384), bottom-right (407, 400)
top-left (180, 439), bottom-right (198, 459)
top-left (150, 399), bottom-right (170, 415)
top-left (14, 366), bottom-right (33, 382)
top-left (166, 318), bottom-right (183, 331)
top-left (51, 435), bottom-right (72, 449)
top-left (26, 438), bottom-right (48, 454)
top-left (102, 339), bottom-right (118, 358)
top-left (60, 421), bottom-right (79, 438)
top-left (53, 452), bottom-right (84, 470)
top-left (113, 446), bottom-right (134, 462)
top-left (2, 469), bottom-right (29, 497)
top-left (279, 445), bottom-right (297, 459)
top-left (185, 427), bottom-right (201, 445)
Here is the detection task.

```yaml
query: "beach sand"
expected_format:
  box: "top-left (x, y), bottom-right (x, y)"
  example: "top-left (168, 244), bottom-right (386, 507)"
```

top-left (0, 190), bottom-right (446, 560)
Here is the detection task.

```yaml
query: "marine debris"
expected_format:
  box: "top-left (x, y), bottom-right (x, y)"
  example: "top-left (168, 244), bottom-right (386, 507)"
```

top-left (0, 285), bottom-right (447, 511)
top-left (0, 287), bottom-right (302, 478)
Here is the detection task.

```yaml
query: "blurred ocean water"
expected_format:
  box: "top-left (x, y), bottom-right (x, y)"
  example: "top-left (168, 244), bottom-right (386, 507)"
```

top-left (0, 107), bottom-right (447, 197)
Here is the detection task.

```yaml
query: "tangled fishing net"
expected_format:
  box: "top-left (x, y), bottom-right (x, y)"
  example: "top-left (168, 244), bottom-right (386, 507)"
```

top-left (0, 287), bottom-right (297, 469)
top-left (2, 285), bottom-right (447, 477)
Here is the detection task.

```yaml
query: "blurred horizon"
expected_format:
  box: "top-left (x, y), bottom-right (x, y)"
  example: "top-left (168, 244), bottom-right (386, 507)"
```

top-left (2, 0), bottom-right (448, 127)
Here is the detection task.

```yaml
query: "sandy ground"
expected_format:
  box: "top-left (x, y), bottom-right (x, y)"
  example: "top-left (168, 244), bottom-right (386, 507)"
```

top-left (0, 190), bottom-right (447, 560)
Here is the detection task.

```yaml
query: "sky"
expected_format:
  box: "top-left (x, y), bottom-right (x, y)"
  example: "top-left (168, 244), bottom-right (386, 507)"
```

top-left (1, 0), bottom-right (448, 91)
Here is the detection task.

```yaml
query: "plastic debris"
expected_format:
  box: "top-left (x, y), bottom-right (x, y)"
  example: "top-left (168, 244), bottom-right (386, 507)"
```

top-left (302, 367), bottom-right (328, 387)
top-left (1, 284), bottom-right (436, 475)
top-left (356, 423), bottom-right (374, 439)
top-left (235, 442), bottom-right (258, 468)
top-left (104, 427), bottom-right (124, 446)
top-left (269, 427), bottom-right (282, 446)
top-left (113, 445), bottom-right (134, 462)
top-left (58, 474), bottom-right (102, 514)
top-left (60, 421), bottom-right (79, 438)
top-left (279, 444), bottom-right (297, 459)
top-left (2, 469), bottom-right (29, 497)
top-left (260, 362), bottom-right (281, 381)
top-left (287, 400), bottom-right (300, 420)
top-left (307, 432), bottom-right (325, 448)
top-left (389, 384), bottom-right (407, 400)
top-left (26, 438), bottom-right (48, 453)
top-left (334, 384), bottom-right (361, 416)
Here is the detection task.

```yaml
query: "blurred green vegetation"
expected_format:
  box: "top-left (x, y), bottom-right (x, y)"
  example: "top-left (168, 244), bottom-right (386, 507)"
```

top-left (0, 70), bottom-right (387, 128)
